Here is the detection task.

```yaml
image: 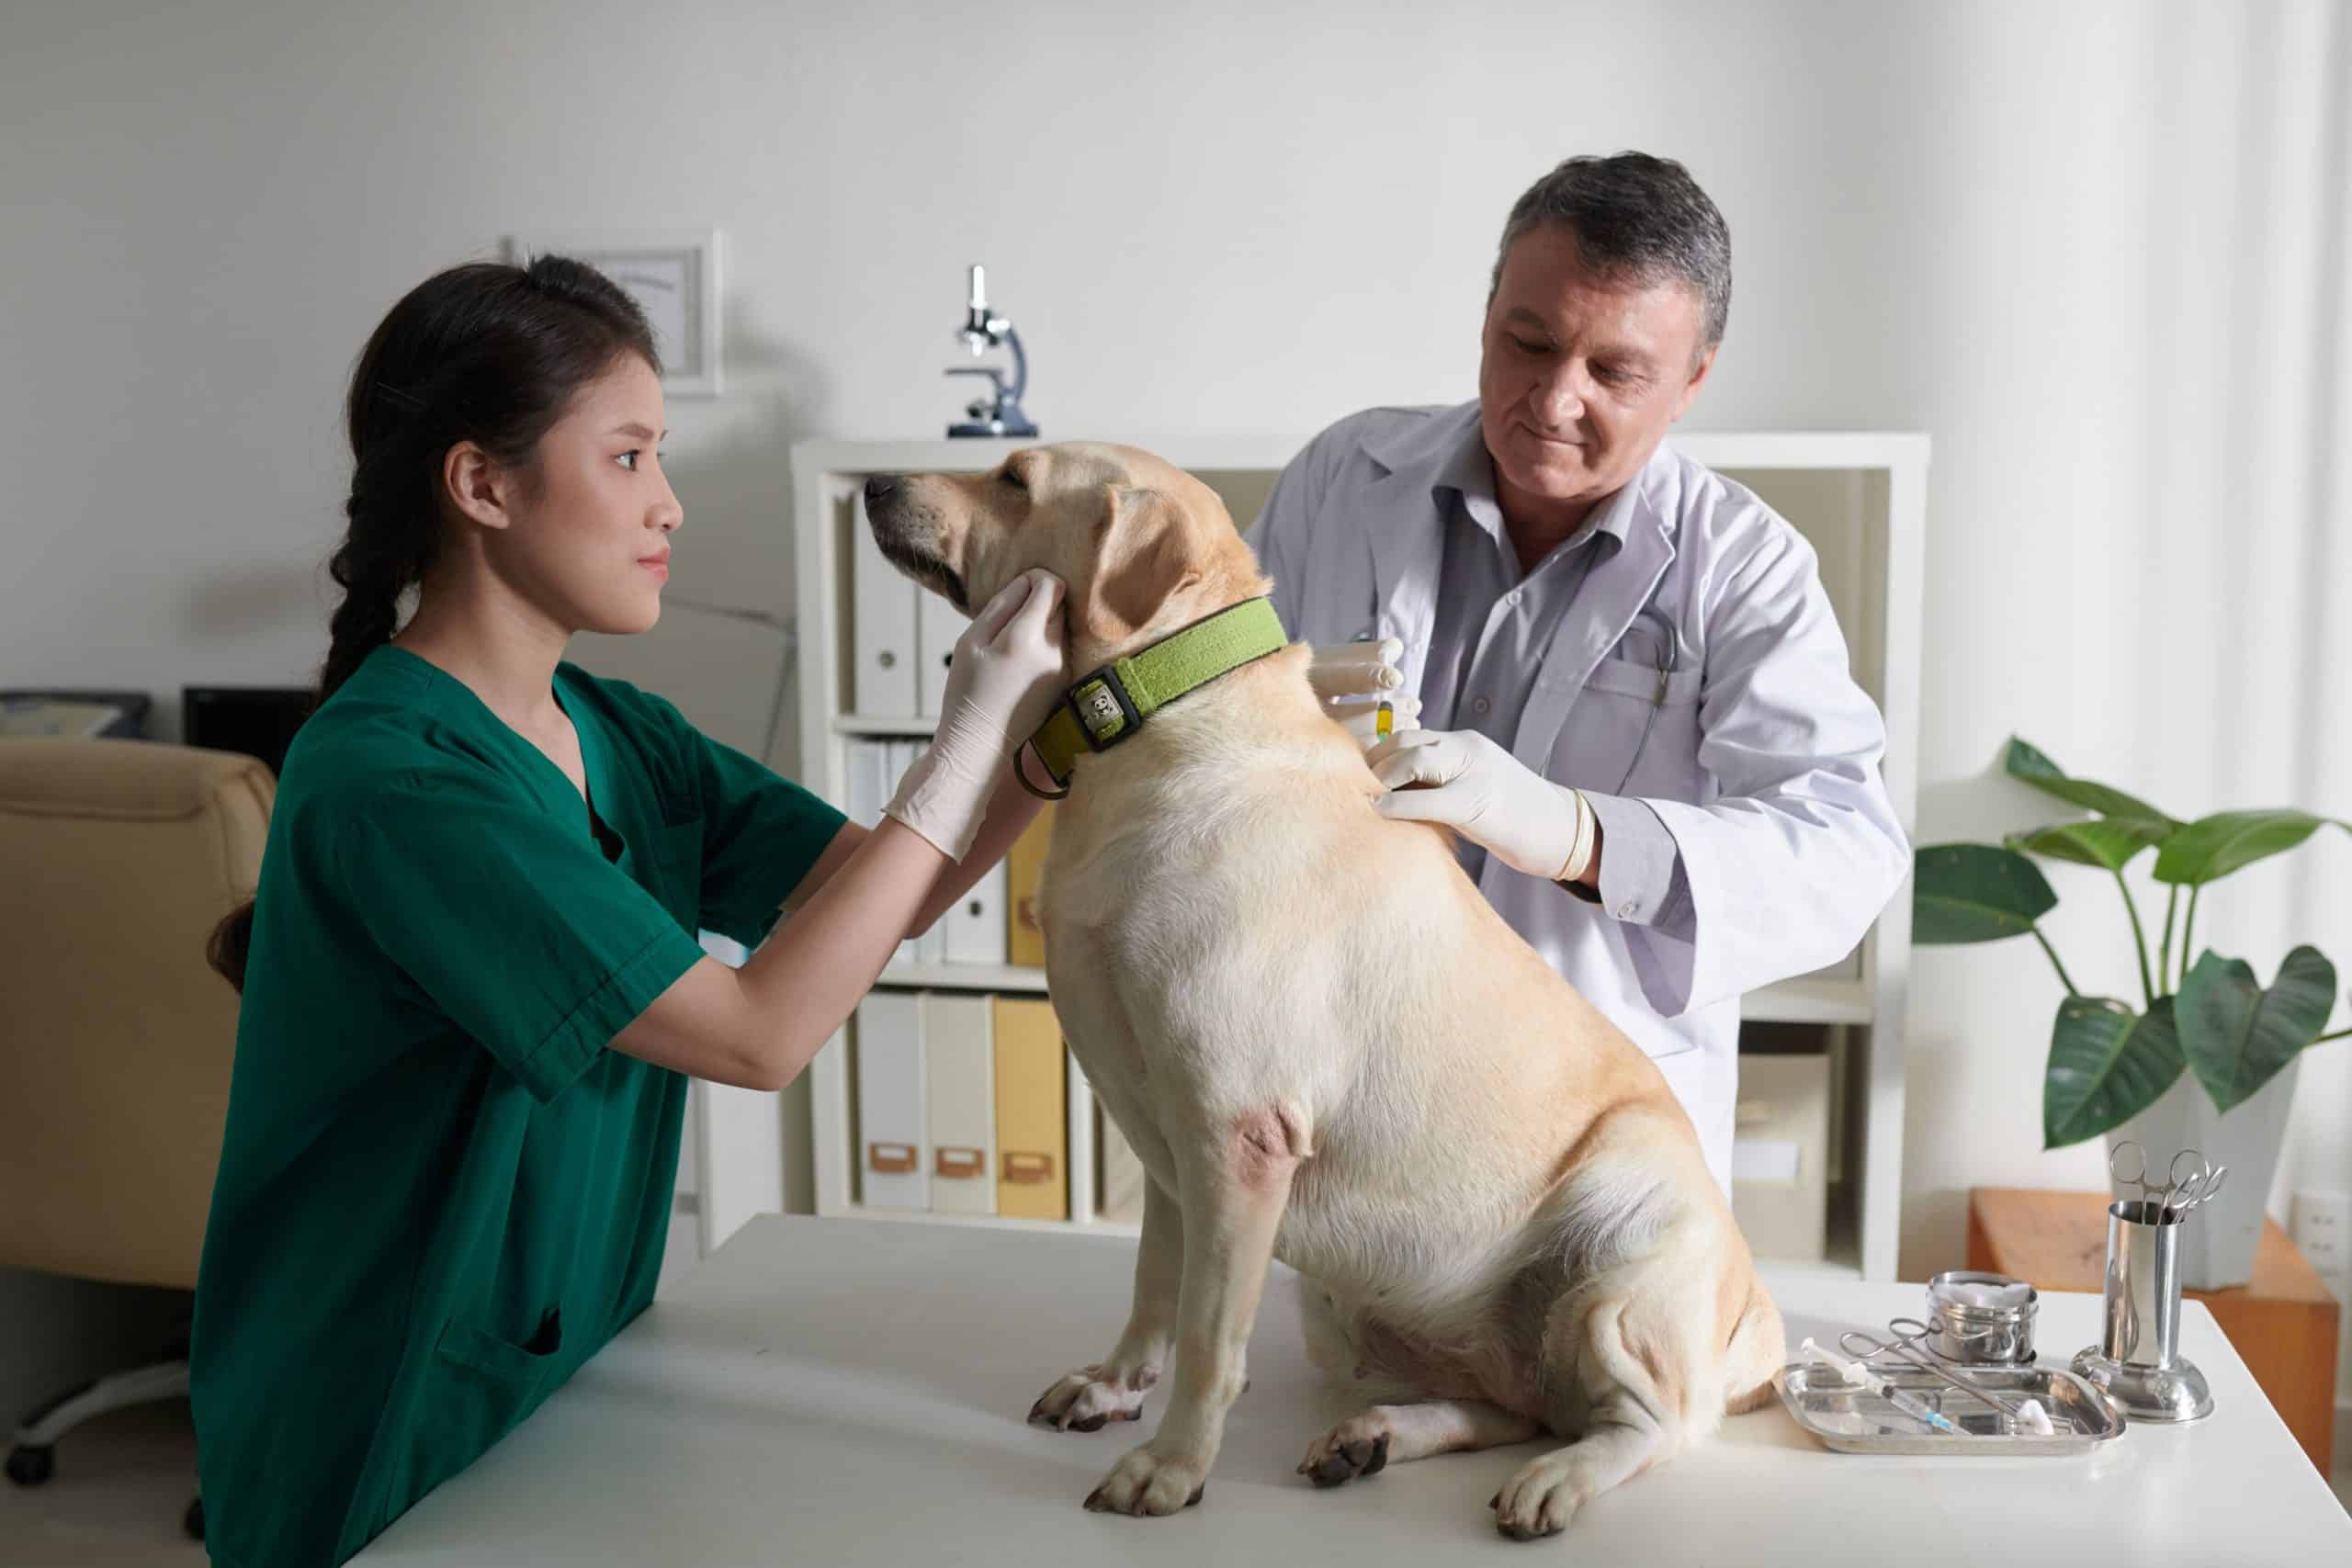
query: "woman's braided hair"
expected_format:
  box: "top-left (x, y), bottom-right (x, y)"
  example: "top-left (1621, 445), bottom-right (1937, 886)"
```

top-left (207, 256), bottom-right (659, 991)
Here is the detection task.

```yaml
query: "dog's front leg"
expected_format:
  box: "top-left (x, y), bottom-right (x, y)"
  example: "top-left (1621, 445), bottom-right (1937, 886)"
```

top-left (1083, 1105), bottom-right (1299, 1516)
top-left (1029, 1173), bottom-right (1183, 1431)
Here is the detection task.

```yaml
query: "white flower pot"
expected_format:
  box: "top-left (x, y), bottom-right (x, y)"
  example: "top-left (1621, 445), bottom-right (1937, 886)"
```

top-left (2105, 1055), bottom-right (2301, 1291)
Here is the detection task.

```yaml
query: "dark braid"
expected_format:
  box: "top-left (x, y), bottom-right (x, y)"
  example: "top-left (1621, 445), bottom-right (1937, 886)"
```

top-left (207, 254), bottom-right (659, 991)
top-left (319, 469), bottom-right (434, 702)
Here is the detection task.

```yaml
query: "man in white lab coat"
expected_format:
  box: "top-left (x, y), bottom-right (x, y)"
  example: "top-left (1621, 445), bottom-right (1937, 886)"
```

top-left (1244, 152), bottom-right (1908, 1196)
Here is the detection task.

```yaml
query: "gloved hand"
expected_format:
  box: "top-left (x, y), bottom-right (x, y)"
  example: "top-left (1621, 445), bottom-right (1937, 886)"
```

top-left (886, 570), bottom-right (1067, 861)
top-left (1306, 637), bottom-right (1421, 749)
top-left (1363, 728), bottom-right (1598, 883)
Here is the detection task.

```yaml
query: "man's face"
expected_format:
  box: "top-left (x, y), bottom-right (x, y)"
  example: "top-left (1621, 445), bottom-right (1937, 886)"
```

top-left (1477, 223), bottom-right (1715, 516)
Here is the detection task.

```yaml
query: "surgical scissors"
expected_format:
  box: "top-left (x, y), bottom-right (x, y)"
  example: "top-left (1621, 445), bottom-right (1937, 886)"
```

top-left (1838, 1318), bottom-right (2041, 1424)
top-left (2109, 1141), bottom-right (2228, 1220)
top-left (2167, 1164), bottom-right (2229, 1217)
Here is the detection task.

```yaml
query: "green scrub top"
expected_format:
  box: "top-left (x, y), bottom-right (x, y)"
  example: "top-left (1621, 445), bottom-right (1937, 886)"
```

top-left (190, 645), bottom-right (846, 1568)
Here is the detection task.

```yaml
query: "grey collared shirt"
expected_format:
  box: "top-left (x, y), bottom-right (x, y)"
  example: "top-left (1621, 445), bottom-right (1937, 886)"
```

top-left (1422, 440), bottom-right (1634, 884)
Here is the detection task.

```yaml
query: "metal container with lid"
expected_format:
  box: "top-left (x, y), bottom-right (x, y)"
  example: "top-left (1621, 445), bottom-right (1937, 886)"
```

top-left (1924, 1269), bottom-right (2038, 1366)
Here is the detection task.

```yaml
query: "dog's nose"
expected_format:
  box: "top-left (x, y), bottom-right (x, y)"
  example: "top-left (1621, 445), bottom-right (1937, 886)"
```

top-left (864, 475), bottom-right (901, 507)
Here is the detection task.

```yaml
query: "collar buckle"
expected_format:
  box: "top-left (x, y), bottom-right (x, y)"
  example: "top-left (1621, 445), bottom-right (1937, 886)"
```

top-left (1064, 662), bottom-right (1143, 752)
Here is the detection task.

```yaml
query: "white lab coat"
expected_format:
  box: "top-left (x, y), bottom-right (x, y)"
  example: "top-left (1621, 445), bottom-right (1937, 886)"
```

top-left (1245, 401), bottom-right (1909, 1194)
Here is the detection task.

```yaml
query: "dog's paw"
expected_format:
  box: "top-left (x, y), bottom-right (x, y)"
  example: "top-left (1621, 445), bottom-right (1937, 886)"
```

top-left (1490, 1450), bottom-right (1590, 1540)
top-left (1081, 1444), bottom-right (1210, 1517)
top-left (1295, 1412), bottom-right (1393, 1488)
top-left (1028, 1363), bottom-right (1155, 1434)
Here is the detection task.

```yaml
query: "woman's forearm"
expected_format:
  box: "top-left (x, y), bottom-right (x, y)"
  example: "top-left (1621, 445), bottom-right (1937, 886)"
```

top-left (910, 758), bottom-right (1045, 934)
top-left (729, 760), bottom-right (1044, 1088)
top-left (735, 815), bottom-right (953, 1085)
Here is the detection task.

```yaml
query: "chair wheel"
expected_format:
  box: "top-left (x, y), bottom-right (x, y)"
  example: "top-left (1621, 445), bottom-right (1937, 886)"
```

top-left (185, 1496), bottom-right (205, 1540)
top-left (6, 1444), bottom-right (54, 1486)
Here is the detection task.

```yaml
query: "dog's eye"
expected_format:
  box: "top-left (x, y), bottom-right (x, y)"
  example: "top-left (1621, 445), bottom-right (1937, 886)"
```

top-left (1000, 467), bottom-right (1027, 493)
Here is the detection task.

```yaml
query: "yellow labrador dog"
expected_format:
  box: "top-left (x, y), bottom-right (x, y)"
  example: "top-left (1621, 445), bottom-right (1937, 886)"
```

top-left (864, 443), bottom-right (1782, 1540)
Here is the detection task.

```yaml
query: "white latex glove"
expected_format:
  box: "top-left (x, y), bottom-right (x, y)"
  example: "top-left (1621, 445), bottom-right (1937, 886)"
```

top-left (886, 570), bottom-right (1067, 861)
top-left (1306, 637), bottom-right (1421, 750)
top-left (1363, 728), bottom-right (1597, 883)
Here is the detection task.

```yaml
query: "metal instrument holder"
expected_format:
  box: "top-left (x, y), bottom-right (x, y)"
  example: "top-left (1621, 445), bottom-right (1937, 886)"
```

top-left (2069, 1145), bottom-right (2222, 1424)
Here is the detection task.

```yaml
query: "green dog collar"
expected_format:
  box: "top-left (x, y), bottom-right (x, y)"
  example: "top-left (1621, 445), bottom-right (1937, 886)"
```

top-left (1022, 597), bottom-right (1288, 798)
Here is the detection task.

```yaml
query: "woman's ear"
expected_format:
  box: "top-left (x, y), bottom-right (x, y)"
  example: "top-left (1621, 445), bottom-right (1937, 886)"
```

top-left (442, 441), bottom-right (514, 531)
top-left (1082, 485), bottom-right (1200, 643)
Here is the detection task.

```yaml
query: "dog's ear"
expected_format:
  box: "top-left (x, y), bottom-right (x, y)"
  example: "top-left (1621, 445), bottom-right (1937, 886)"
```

top-left (1083, 485), bottom-right (1200, 642)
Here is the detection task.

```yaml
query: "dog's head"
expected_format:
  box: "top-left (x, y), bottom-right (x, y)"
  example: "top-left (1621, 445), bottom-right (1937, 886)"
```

top-left (863, 442), bottom-right (1272, 670)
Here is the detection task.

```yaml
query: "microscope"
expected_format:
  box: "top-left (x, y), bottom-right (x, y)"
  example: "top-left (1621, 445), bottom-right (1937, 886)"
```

top-left (944, 264), bottom-right (1037, 439)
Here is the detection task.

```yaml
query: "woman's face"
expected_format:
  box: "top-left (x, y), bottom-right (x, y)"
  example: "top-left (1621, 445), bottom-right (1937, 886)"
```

top-left (481, 354), bottom-right (683, 637)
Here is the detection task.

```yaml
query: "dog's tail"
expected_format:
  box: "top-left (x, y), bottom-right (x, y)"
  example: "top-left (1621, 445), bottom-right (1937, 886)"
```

top-left (1722, 1274), bottom-right (1786, 1416)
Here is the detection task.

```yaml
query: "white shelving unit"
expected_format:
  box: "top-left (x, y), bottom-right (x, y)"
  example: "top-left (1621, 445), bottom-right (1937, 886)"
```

top-left (786, 431), bottom-right (1926, 1279)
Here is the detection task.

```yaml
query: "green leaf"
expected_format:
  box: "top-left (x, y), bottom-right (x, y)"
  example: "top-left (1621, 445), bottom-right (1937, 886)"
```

top-left (2005, 818), bottom-right (2171, 872)
top-left (2151, 809), bottom-right (2350, 886)
top-left (2044, 996), bottom-right (2188, 1148)
top-left (2005, 738), bottom-right (2178, 827)
top-left (2177, 946), bottom-right (2338, 1112)
top-left (1913, 843), bottom-right (2057, 943)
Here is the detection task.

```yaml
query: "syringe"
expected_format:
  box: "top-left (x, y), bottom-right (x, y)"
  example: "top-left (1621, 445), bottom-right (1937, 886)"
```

top-left (1801, 1337), bottom-right (1965, 1437)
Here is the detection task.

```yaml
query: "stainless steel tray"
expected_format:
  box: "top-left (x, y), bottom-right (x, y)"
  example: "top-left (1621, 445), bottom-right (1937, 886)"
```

top-left (1774, 1361), bottom-right (2125, 1455)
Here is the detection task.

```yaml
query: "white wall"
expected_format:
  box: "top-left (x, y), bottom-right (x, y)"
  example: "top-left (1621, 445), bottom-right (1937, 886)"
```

top-left (5, 0), bottom-right (2346, 1304)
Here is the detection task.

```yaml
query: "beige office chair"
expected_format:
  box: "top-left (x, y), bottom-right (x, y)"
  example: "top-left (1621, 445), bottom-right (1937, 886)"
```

top-left (0, 738), bottom-right (272, 1541)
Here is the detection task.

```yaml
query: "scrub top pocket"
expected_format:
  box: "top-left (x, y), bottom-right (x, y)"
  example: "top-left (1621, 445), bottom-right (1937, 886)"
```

top-left (389, 1307), bottom-right (566, 1522)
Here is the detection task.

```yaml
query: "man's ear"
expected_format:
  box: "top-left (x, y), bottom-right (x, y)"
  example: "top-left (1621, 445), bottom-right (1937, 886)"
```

top-left (1083, 485), bottom-right (1199, 642)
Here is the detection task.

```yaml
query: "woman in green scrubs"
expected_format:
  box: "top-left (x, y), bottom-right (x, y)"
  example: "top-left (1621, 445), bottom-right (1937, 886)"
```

top-left (189, 256), bottom-right (1066, 1568)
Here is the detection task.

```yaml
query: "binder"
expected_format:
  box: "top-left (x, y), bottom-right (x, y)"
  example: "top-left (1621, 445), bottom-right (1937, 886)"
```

top-left (883, 739), bottom-right (918, 799)
top-left (917, 588), bottom-right (963, 718)
top-left (851, 490), bottom-right (920, 717)
top-left (844, 739), bottom-right (888, 828)
top-left (1097, 1099), bottom-right (1147, 1225)
top-left (991, 997), bottom-right (1067, 1220)
top-left (942, 860), bottom-right (1009, 967)
top-left (854, 992), bottom-right (926, 1210)
top-left (1005, 806), bottom-right (1055, 969)
top-left (922, 993), bottom-right (996, 1215)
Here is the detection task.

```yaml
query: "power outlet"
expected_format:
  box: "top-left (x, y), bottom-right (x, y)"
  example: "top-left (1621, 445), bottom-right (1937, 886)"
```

top-left (2289, 1190), bottom-right (2350, 1280)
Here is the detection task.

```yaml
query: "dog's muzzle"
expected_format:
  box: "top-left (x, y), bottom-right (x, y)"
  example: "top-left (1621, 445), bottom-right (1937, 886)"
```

top-left (863, 474), bottom-right (968, 613)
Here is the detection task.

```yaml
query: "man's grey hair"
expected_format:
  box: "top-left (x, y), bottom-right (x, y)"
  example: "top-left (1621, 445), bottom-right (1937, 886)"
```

top-left (1489, 152), bottom-right (1732, 353)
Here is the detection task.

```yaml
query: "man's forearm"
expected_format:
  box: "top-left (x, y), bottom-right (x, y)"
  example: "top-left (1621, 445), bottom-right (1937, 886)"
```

top-left (1569, 793), bottom-right (1691, 934)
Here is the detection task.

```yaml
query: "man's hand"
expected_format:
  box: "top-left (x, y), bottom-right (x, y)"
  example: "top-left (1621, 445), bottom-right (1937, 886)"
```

top-left (1364, 728), bottom-right (1598, 885)
top-left (1306, 638), bottom-right (1421, 750)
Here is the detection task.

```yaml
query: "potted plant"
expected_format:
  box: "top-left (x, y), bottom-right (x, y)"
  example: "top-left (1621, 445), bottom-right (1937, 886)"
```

top-left (1913, 739), bottom-right (2347, 1288)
